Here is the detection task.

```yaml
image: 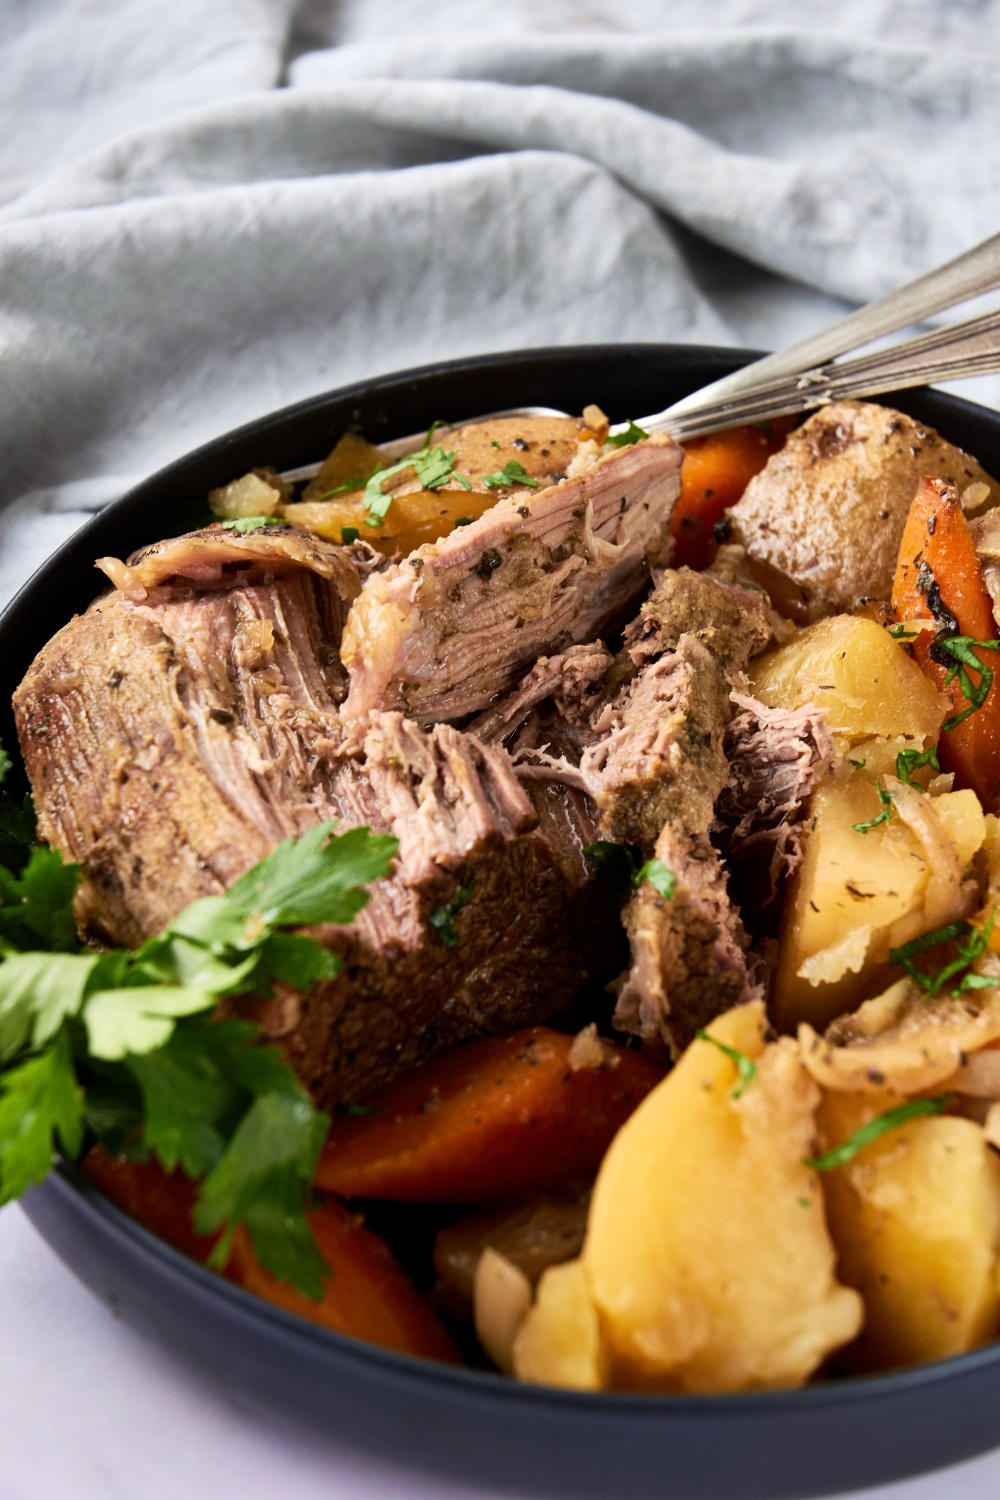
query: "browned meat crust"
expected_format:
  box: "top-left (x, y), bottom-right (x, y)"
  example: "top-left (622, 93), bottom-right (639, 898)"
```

top-left (339, 434), bottom-right (683, 727)
top-left (614, 826), bottom-right (757, 1059)
top-left (15, 544), bottom-right (624, 1105)
top-left (726, 402), bottom-right (1000, 622)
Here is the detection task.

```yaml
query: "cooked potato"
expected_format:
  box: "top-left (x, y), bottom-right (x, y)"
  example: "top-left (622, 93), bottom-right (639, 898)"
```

top-left (726, 401), bottom-right (1000, 622)
top-left (513, 1259), bottom-right (604, 1390)
top-left (817, 1088), bottom-right (1000, 1370)
top-left (748, 615), bottom-right (946, 746)
top-left (283, 416), bottom-right (586, 556)
top-left (580, 1002), bottom-right (862, 1393)
top-left (772, 777), bottom-right (984, 1032)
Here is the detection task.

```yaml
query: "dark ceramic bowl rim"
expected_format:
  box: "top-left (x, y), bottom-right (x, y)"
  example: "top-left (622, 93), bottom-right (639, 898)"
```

top-left (11, 342), bottom-right (1000, 1496)
top-left (52, 1154), bottom-right (1000, 1415)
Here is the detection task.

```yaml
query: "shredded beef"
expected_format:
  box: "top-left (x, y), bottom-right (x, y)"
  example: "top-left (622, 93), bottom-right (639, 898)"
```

top-left (15, 530), bottom-right (625, 1106)
top-left (614, 825), bottom-right (758, 1059)
top-left (714, 692), bottom-right (834, 895)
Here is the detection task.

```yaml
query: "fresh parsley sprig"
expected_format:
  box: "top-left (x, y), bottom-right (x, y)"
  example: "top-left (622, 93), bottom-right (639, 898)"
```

top-left (889, 907), bottom-right (998, 1000)
top-left (805, 1096), bottom-right (951, 1172)
top-left (0, 801), bottom-right (397, 1299)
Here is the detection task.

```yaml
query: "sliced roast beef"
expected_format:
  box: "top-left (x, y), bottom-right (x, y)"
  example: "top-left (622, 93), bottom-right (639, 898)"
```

top-left (339, 434), bottom-right (683, 728)
top-left (15, 538), bottom-right (624, 1105)
top-left (614, 825), bottom-right (757, 1058)
top-left (714, 692), bottom-right (834, 897)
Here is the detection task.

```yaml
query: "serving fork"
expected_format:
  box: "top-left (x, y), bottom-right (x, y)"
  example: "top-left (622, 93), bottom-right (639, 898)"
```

top-left (281, 229), bottom-right (1000, 479)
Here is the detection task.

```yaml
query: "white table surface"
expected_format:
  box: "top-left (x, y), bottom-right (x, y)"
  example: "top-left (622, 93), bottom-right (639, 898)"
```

top-left (4, 1206), bottom-right (1000, 1500)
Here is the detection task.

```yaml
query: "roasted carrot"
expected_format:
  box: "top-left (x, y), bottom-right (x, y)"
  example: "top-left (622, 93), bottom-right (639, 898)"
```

top-left (314, 1027), bottom-right (665, 1203)
top-left (891, 476), bottom-right (1000, 812)
top-left (80, 1145), bottom-right (461, 1363)
top-left (671, 418), bottom-right (795, 570)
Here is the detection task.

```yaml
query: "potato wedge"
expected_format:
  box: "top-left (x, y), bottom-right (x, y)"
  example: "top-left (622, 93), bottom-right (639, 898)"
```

top-left (748, 615), bottom-right (946, 747)
top-left (772, 777), bottom-right (983, 1032)
top-left (581, 1002), bottom-right (862, 1393)
top-left (817, 1089), bottom-right (1000, 1370)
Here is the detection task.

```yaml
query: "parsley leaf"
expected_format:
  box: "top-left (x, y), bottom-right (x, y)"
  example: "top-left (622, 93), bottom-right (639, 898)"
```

top-left (696, 1030), bottom-right (756, 1099)
top-left (219, 516), bottom-right (289, 533)
top-left (895, 744), bottom-right (940, 787)
top-left (805, 1096), bottom-right (950, 1172)
top-left (582, 842), bottom-right (676, 899)
top-left (482, 460), bottom-right (539, 491)
top-left (0, 793), bottom-right (37, 875)
top-left (889, 907), bottom-right (998, 999)
top-left (848, 757), bottom-right (867, 770)
top-left (0, 1030), bottom-right (83, 1203)
top-left (605, 420), bottom-right (650, 448)
top-left (0, 847), bottom-right (81, 951)
top-left (930, 634), bottom-right (1000, 732)
top-left (633, 857), bottom-right (676, 899)
top-left (340, 526), bottom-right (360, 545)
top-left (429, 875), bottom-right (475, 947)
top-left (225, 822), bottom-right (397, 928)
top-left (0, 951), bottom-right (100, 1062)
top-left (888, 623), bottom-right (921, 640)
top-left (363, 445), bottom-right (469, 525)
top-left (853, 780), bottom-right (893, 833)
top-left (195, 1091), bottom-right (330, 1299)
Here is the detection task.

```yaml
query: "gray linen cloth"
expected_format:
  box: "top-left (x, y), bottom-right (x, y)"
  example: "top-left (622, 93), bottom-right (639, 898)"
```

top-left (3, 0), bottom-right (1000, 612)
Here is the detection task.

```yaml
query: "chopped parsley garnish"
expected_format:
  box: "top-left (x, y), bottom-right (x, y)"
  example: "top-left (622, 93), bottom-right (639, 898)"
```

top-left (888, 623), bottom-right (921, 640)
top-left (429, 875), bottom-right (475, 947)
top-left (805, 1096), bottom-right (950, 1172)
top-left (582, 842), bottom-right (676, 898)
top-left (341, 1103), bottom-right (382, 1117)
top-left (318, 470), bottom-right (382, 501)
top-left (0, 787), bottom-right (397, 1298)
top-left (491, 440), bottom-right (502, 449)
top-left (605, 420), bottom-right (650, 448)
top-left (340, 526), bottom-right (360, 545)
top-left (889, 907), bottom-right (998, 999)
top-left (482, 460), bottom-right (539, 491)
top-left (895, 744), bottom-right (939, 787)
top-left (363, 445), bottom-right (470, 526)
top-left (695, 1031), bottom-right (756, 1099)
top-left (848, 757), bottom-right (867, 770)
top-left (929, 634), bottom-right (1000, 732)
top-left (852, 780), bottom-right (893, 833)
top-left (453, 517), bottom-right (473, 528)
top-left (220, 516), bottom-right (289, 533)
top-left (634, 857), bottom-right (676, 899)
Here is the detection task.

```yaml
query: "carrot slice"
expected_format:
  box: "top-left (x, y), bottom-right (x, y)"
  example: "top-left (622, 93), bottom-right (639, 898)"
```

top-left (671, 418), bottom-right (794, 570)
top-left (314, 1027), bottom-right (665, 1203)
top-left (80, 1145), bottom-right (461, 1364)
top-left (891, 476), bottom-right (1000, 812)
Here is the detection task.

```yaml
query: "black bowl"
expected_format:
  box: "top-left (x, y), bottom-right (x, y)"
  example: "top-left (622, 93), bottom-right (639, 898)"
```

top-left (9, 345), bottom-right (1000, 1499)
